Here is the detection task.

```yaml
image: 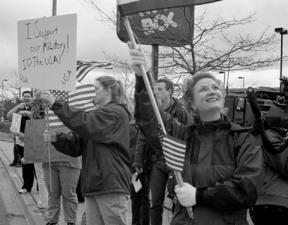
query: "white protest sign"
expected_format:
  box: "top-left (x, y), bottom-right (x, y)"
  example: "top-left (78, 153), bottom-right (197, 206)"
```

top-left (10, 113), bottom-right (22, 134)
top-left (17, 14), bottom-right (77, 91)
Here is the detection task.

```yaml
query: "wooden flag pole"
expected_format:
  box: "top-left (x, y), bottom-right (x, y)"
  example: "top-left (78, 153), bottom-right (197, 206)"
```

top-left (123, 17), bottom-right (166, 133)
top-left (123, 16), bottom-right (194, 219)
top-left (44, 0), bottom-right (58, 193)
top-left (44, 104), bottom-right (52, 192)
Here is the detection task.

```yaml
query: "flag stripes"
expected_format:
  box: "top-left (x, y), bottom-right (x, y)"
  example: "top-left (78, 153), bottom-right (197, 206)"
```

top-left (48, 110), bottom-right (65, 129)
top-left (48, 84), bottom-right (95, 129)
top-left (162, 134), bottom-right (186, 172)
top-left (68, 84), bottom-right (95, 110)
top-left (76, 60), bottom-right (113, 82)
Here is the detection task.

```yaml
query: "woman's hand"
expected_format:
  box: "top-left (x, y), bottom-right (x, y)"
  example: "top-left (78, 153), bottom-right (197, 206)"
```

top-left (175, 182), bottom-right (197, 207)
top-left (128, 44), bottom-right (150, 75)
top-left (43, 130), bottom-right (57, 143)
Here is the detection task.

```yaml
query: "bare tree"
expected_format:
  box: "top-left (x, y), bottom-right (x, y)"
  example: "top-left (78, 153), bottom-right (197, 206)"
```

top-left (159, 12), bottom-right (279, 77)
top-left (103, 53), bottom-right (135, 96)
top-left (88, 0), bottom-right (117, 26)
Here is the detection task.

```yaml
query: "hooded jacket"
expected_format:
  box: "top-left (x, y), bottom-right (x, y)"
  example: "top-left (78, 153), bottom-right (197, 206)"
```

top-left (51, 101), bottom-right (131, 196)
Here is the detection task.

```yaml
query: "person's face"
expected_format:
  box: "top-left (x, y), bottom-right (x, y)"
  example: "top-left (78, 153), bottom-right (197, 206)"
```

top-left (153, 82), bottom-right (171, 104)
top-left (192, 78), bottom-right (224, 115)
top-left (22, 93), bottom-right (32, 104)
top-left (93, 80), bottom-right (111, 105)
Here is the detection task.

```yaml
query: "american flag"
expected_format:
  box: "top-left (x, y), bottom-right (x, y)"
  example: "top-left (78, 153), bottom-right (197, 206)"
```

top-left (162, 134), bottom-right (186, 172)
top-left (48, 84), bottom-right (96, 129)
top-left (76, 60), bottom-right (113, 82)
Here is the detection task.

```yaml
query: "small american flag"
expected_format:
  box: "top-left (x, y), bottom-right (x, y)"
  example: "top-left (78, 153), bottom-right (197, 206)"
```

top-left (49, 90), bottom-right (69, 102)
top-left (162, 134), bottom-right (186, 172)
top-left (48, 84), bottom-right (96, 129)
top-left (76, 60), bottom-right (113, 82)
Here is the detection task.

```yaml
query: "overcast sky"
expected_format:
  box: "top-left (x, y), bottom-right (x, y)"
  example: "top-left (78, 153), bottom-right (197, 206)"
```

top-left (0, 0), bottom-right (288, 89)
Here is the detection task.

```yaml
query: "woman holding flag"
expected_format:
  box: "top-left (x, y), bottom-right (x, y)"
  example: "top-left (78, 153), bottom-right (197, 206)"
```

top-left (129, 48), bottom-right (264, 225)
top-left (41, 75), bottom-right (132, 225)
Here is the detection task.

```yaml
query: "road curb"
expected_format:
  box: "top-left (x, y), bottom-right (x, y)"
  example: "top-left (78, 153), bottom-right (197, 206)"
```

top-left (0, 142), bottom-right (46, 225)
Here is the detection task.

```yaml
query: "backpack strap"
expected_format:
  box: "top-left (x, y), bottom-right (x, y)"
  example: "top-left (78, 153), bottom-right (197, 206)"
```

top-left (246, 87), bottom-right (283, 154)
top-left (229, 123), bottom-right (253, 156)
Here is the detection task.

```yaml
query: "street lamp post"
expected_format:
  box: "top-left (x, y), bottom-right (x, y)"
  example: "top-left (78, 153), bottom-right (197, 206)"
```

top-left (226, 58), bottom-right (231, 94)
top-left (219, 71), bottom-right (226, 87)
top-left (238, 76), bottom-right (245, 89)
top-left (1, 79), bottom-right (8, 98)
top-left (0, 79), bottom-right (8, 122)
top-left (275, 27), bottom-right (288, 81)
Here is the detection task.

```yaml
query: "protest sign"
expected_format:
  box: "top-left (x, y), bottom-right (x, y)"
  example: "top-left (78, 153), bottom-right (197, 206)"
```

top-left (10, 113), bottom-right (22, 134)
top-left (17, 14), bottom-right (77, 91)
top-left (24, 119), bottom-right (75, 163)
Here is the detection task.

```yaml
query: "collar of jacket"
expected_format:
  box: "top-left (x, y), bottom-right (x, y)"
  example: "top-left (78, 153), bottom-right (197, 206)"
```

top-left (187, 114), bottom-right (231, 136)
top-left (104, 101), bottom-right (131, 120)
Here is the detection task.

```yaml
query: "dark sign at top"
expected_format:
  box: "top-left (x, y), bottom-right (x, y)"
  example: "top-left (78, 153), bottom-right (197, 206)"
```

top-left (118, 0), bottom-right (222, 16)
top-left (117, 0), bottom-right (222, 46)
top-left (117, 6), bottom-right (194, 46)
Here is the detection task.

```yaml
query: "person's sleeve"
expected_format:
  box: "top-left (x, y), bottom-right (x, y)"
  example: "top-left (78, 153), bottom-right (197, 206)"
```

top-left (51, 102), bottom-right (120, 142)
top-left (7, 105), bottom-right (20, 121)
top-left (196, 132), bottom-right (264, 211)
top-left (262, 129), bottom-right (288, 178)
top-left (134, 76), bottom-right (160, 141)
top-left (133, 131), bottom-right (146, 169)
top-left (52, 132), bottom-right (83, 157)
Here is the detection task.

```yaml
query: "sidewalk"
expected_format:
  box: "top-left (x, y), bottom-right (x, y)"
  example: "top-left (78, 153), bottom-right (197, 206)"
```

top-left (0, 132), bottom-right (85, 225)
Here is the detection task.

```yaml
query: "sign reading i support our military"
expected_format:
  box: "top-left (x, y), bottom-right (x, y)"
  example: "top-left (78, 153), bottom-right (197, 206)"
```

top-left (17, 14), bottom-right (77, 91)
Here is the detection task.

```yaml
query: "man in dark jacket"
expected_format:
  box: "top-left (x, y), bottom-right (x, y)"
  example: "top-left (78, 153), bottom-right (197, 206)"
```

top-left (134, 78), bottom-right (191, 225)
top-left (7, 90), bottom-right (35, 194)
top-left (250, 130), bottom-right (288, 225)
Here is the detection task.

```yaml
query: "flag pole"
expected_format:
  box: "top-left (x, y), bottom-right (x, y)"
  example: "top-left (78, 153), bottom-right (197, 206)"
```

top-left (44, 104), bottom-right (52, 192)
top-left (123, 17), bottom-right (165, 133)
top-left (123, 16), bottom-right (194, 219)
top-left (44, 0), bottom-right (57, 193)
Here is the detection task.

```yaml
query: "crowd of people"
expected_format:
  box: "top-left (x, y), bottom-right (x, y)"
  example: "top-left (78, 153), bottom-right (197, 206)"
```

top-left (6, 45), bottom-right (288, 225)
